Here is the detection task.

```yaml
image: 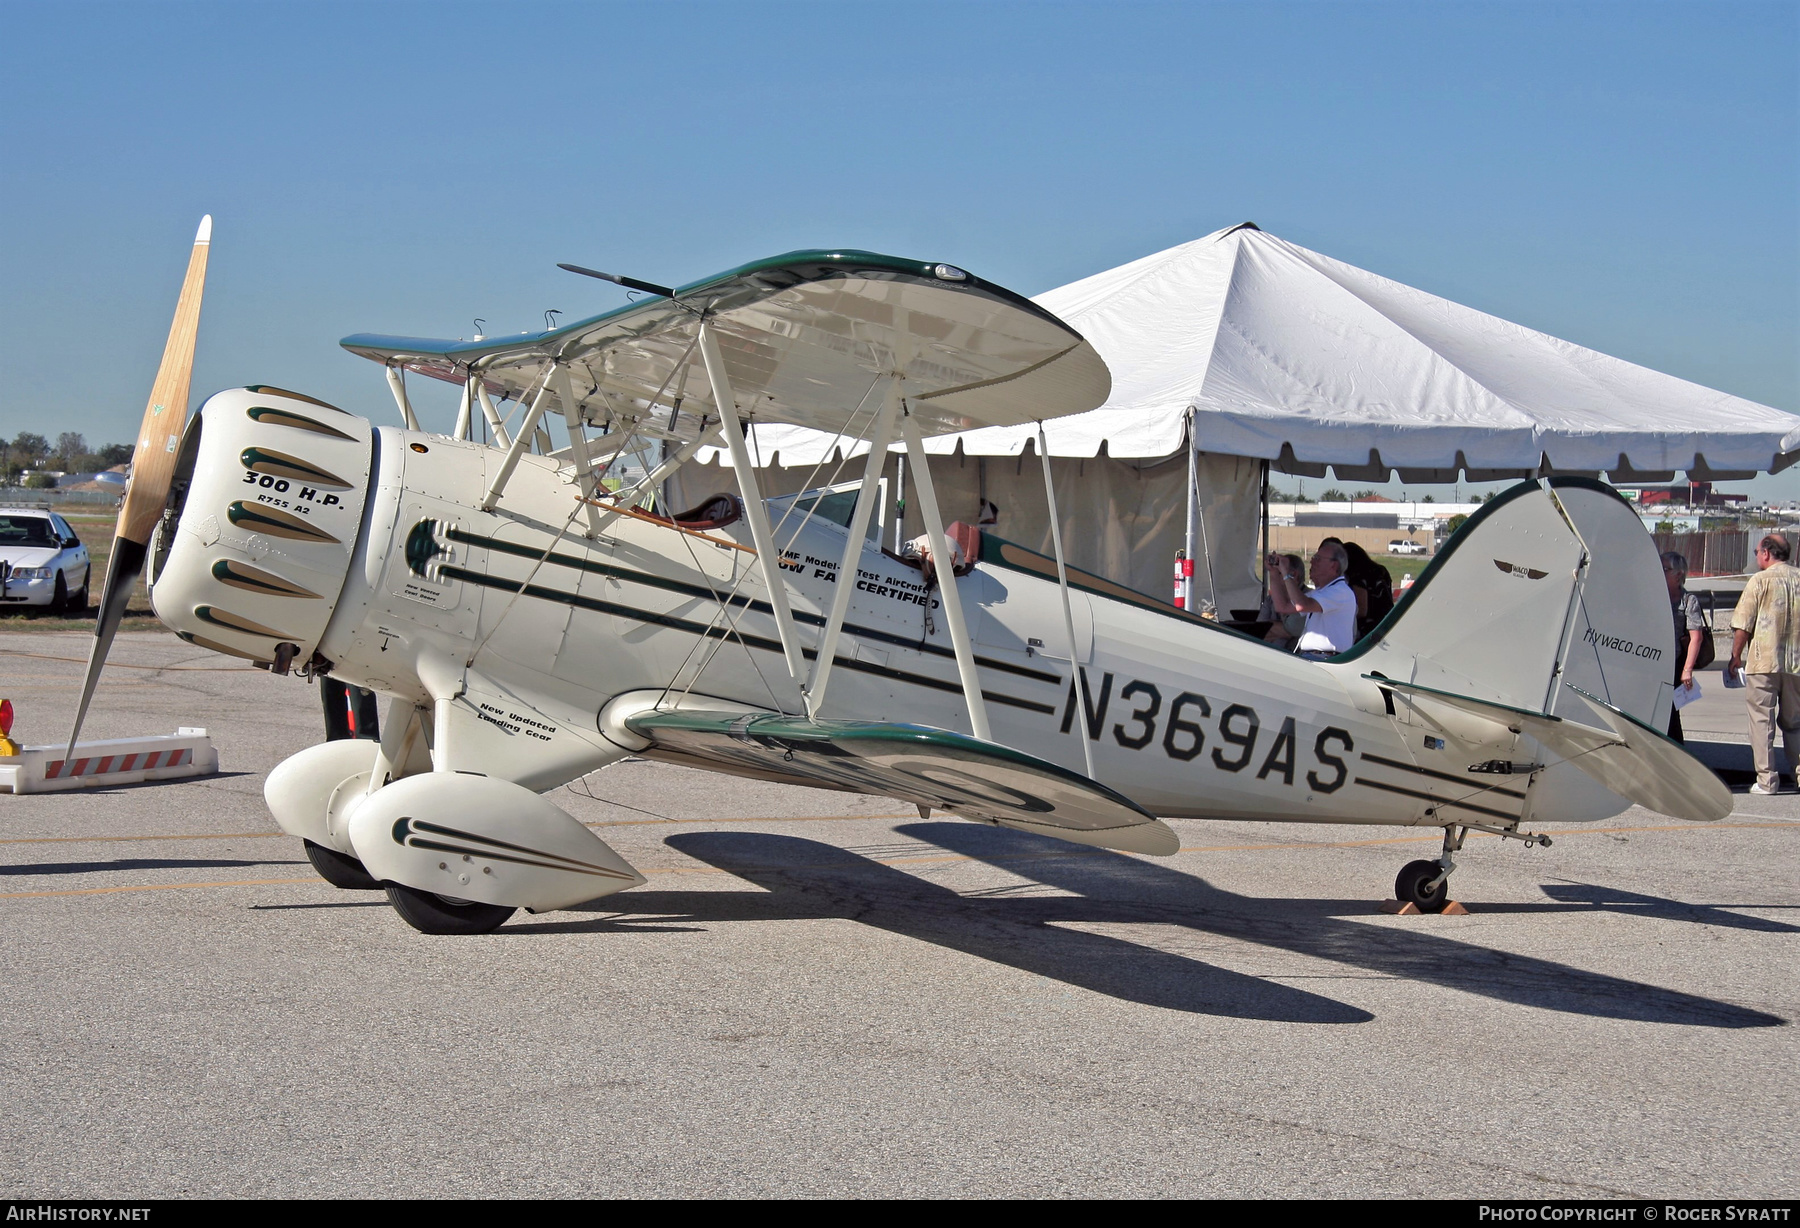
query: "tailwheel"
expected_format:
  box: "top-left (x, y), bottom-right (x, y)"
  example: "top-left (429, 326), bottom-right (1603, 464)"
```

top-left (303, 839), bottom-right (381, 890)
top-left (384, 883), bottom-right (515, 935)
top-left (1395, 859), bottom-right (1452, 914)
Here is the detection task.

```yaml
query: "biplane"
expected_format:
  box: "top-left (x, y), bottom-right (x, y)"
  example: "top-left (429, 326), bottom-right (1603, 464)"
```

top-left (71, 218), bottom-right (1731, 933)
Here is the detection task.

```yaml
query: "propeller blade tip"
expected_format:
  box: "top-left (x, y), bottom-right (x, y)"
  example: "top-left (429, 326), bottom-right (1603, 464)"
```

top-left (195, 215), bottom-right (213, 244)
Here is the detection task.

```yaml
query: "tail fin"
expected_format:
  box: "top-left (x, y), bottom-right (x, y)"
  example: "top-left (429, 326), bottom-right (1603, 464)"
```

top-left (1343, 478), bottom-right (1672, 730)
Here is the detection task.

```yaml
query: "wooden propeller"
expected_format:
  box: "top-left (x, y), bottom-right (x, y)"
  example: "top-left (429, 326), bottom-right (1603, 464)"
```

top-left (68, 215), bottom-right (212, 753)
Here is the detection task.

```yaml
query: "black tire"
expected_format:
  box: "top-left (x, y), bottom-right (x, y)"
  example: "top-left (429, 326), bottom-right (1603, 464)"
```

top-left (384, 882), bottom-right (515, 935)
top-left (71, 581), bottom-right (89, 614)
top-left (304, 839), bottom-right (381, 890)
top-left (52, 572), bottom-right (67, 613)
top-left (1395, 859), bottom-right (1451, 913)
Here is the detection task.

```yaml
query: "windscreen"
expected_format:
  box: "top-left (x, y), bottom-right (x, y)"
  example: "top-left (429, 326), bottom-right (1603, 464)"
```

top-left (0, 516), bottom-right (56, 547)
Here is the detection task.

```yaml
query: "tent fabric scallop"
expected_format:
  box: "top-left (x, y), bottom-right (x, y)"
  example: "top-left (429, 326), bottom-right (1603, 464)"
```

top-left (717, 224), bottom-right (1798, 477)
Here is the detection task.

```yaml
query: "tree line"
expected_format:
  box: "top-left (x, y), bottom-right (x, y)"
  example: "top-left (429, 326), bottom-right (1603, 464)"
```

top-left (3, 433), bottom-right (134, 486)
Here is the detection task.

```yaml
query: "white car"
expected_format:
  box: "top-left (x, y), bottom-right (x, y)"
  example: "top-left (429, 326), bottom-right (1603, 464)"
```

top-left (0, 507), bottom-right (91, 612)
top-left (1388, 539), bottom-right (1428, 556)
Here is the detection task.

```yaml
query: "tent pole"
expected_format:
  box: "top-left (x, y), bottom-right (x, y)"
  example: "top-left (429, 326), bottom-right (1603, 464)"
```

top-left (1187, 408), bottom-right (1221, 617)
top-left (1260, 459), bottom-right (1271, 609)
top-left (1195, 472), bottom-right (1219, 617)
top-left (1183, 408), bottom-right (1198, 610)
top-left (1039, 423), bottom-right (1096, 781)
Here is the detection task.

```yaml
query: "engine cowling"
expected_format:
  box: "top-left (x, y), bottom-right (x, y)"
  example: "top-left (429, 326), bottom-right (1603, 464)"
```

top-left (150, 387), bottom-right (374, 669)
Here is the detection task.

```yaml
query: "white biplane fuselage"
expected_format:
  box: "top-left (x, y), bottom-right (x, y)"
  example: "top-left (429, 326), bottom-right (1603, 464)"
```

top-left (317, 426), bottom-right (1555, 831)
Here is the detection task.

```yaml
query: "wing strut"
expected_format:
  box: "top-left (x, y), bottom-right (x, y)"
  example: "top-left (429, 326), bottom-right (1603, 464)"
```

top-left (805, 376), bottom-right (903, 717)
top-left (592, 421), bottom-right (723, 536)
top-left (475, 381), bottom-right (510, 448)
top-left (384, 365), bottom-right (421, 430)
top-left (698, 319), bottom-right (810, 698)
top-left (1038, 421), bottom-right (1094, 779)
top-left (453, 375), bottom-right (474, 441)
top-left (901, 405), bottom-right (993, 742)
top-left (480, 376), bottom-right (557, 511)
top-left (548, 361), bottom-right (603, 536)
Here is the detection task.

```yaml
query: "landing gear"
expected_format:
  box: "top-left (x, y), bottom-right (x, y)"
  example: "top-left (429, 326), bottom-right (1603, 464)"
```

top-left (1395, 824), bottom-right (1466, 913)
top-left (384, 883), bottom-right (516, 935)
top-left (1395, 859), bottom-right (1452, 913)
top-left (1393, 821), bottom-right (1556, 912)
top-left (303, 839), bottom-right (381, 890)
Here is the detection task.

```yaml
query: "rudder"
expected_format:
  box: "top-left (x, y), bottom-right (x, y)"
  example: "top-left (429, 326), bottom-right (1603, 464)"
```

top-left (1341, 478), bottom-right (1671, 730)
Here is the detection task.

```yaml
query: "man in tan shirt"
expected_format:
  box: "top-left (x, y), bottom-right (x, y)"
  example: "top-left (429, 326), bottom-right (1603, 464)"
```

top-left (1730, 533), bottom-right (1800, 794)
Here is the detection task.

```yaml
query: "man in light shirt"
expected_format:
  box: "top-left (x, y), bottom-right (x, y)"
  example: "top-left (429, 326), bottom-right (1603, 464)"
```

top-left (1730, 533), bottom-right (1800, 794)
top-left (1265, 542), bottom-right (1357, 660)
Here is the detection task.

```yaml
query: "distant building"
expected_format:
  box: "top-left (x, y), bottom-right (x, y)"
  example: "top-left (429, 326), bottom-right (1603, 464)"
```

top-left (1295, 511), bottom-right (1399, 530)
top-left (1617, 482), bottom-right (1747, 508)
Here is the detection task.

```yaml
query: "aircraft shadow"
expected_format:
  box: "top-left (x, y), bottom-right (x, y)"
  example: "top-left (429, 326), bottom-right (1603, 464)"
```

top-left (571, 831), bottom-right (1373, 1023)
top-left (1534, 881), bottom-right (1800, 934)
top-left (0, 857), bottom-right (303, 877)
top-left (541, 827), bottom-right (1788, 1028)
top-left (887, 823), bottom-right (1784, 1030)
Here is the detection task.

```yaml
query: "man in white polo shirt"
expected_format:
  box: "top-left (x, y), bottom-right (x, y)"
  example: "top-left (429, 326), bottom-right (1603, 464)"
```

top-left (1265, 541), bottom-right (1357, 660)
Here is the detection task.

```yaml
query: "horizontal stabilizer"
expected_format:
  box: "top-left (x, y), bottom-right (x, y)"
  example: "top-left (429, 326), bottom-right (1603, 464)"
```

top-left (624, 711), bottom-right (1179, 856)
top-left (1366, 676), bottom-right (1731, 823)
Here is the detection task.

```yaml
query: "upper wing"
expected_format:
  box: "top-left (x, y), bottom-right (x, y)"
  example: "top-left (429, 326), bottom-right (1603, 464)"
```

top-left (342, 250), bottom-right (1109, 441)
top-left (624, 709), bottom-right (1179, 856)
top-left (1367, 676), bottom-right (1731, 823)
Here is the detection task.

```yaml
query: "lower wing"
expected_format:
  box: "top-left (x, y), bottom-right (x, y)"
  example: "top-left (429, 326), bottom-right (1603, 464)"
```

top-left (623, 710), bottom-right (1180, 856)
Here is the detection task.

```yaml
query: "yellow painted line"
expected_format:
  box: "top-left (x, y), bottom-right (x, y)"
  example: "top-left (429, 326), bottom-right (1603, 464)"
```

top-left (0, 648), bottom-right (251, 672)
top-left (0, 819), bottom-right (905, 846)
top-left (0, 876), bottom-right (321, 900)
top-left (1172, 819), bottom-right (1800, 856)
top-left (0, 819), bottom-right (1793, 900)
top-left (0, 831), bottom-right (284, 846)
top-left (587, 812), bottom-right (913, 829)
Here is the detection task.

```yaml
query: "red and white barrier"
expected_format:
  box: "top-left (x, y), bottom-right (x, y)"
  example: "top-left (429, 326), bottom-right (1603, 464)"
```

top-left (0, 729), bottom-right (217, 794)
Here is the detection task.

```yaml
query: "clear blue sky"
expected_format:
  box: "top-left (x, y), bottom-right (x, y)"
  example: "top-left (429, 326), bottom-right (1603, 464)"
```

top-left (3, 0), bottom-right (1794, 496)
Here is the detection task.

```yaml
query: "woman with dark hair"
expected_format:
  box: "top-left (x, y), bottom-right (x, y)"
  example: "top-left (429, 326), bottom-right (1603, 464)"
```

top-left (1320, 539), bottom-right (1394, 641)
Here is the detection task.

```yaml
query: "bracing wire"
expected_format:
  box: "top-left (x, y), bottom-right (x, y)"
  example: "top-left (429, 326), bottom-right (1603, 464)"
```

top-left (463, 494), bottom-right (589, 668)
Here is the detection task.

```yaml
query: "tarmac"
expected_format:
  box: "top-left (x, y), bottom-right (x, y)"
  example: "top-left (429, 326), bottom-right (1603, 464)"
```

top-left (0, 630), bottom-right (1795, 1198)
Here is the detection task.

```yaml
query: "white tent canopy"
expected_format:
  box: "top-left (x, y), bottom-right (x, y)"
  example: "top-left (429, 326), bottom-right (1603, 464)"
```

top-left (678, 224), bottom-right (1797, 617)
top-left (721, 223), bottom-right (1798, 482)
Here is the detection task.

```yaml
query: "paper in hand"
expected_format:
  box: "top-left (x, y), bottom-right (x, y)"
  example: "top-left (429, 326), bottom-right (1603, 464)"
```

top-left (1672, 679), bottom-right (1702, 709)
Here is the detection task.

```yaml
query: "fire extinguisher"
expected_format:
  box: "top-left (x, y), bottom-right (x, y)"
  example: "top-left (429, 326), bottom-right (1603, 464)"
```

top-left (1174, 550), bottom-right (1194, 607)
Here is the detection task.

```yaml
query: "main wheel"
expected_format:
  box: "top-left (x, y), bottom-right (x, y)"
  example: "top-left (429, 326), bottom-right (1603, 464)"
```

top-left (1395, 859), bottom-right (1452, 913)
top-left (384, 882), bottom-right (515, 935)
top-left (303, 839), bottom-right (381, 890)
